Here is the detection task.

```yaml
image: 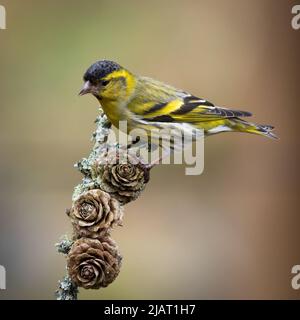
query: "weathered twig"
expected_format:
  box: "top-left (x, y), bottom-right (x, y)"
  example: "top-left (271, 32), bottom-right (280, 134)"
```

top-left (56, 109), bottom-right (151, 300)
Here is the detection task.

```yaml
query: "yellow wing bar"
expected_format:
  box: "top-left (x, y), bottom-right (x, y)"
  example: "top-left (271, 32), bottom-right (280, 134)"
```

top-left (140, 95), bottom-right (252, 123)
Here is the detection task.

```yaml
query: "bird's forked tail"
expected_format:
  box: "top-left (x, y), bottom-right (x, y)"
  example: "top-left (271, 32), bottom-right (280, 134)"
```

top-left (229, 118), bottom-right (278, 139)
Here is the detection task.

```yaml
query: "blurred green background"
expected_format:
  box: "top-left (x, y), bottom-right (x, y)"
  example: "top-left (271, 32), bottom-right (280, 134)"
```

top-left (0, 0), bottom-right (299, 299)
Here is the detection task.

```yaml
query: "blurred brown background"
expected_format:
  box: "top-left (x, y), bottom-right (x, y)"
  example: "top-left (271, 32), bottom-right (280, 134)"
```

top-left (0, 0), bottom-right (299, 299)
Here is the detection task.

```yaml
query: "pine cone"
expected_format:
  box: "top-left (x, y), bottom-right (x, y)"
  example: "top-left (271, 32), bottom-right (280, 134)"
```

top-left (69, 189), bottom-right (123, 238)
top-left (67, 237), bottom-right (122, 289)
top-left (92, 150), bottom-right (149, 204)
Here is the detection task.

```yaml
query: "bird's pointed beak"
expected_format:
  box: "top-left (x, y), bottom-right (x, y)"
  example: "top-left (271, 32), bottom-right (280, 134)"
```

top-left (79, 81), bottom-right (92, 96)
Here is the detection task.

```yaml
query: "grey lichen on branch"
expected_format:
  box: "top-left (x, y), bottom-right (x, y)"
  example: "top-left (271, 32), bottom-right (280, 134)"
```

top-left (56, 236), bottom-right (77, 300)
top-left (56, 109), bottom-right (151, 300)
top-left (56, 236), bottom-right (73, 255)
top-left (73, 111), bottom-right (113, 201)
top-left (56, 275), bottom-right (78, 300)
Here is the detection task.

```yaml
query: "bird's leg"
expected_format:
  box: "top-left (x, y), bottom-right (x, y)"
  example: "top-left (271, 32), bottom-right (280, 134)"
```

top-left (126, 136), bottom-right (141, 149)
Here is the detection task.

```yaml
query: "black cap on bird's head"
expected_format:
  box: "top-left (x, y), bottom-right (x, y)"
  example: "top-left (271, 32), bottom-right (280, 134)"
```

top-left (83, 60), bottom-right (122, 84)
top-left (79, 60), bottom-right (122, 97)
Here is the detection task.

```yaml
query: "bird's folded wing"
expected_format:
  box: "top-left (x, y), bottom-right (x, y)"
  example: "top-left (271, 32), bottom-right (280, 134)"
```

top-left (139, 95), bottom-right (252, 123)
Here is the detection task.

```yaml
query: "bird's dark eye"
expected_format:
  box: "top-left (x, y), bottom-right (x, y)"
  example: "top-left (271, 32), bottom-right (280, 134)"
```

top-left (101, 80), bottom-right (110, 86)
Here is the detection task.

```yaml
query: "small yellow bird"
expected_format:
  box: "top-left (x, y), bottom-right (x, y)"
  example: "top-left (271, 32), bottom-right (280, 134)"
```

top-left (79, 60), bottom-right (277, 148)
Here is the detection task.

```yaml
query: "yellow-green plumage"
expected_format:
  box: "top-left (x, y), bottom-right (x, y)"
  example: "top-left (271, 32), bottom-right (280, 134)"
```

top-left (80, 60), bottom-right (277, 144)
